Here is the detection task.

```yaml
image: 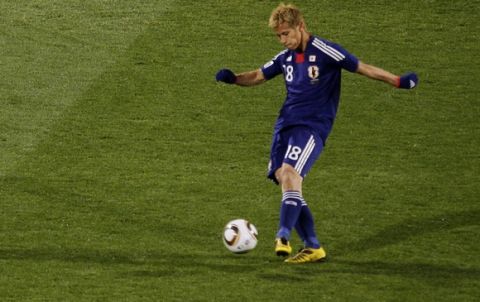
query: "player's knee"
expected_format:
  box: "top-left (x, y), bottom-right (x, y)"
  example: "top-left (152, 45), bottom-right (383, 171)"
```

top-left (276, 165), bottom-right (302, 186)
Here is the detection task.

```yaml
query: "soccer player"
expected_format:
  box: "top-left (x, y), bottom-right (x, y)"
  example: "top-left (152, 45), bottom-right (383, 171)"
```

top-left (216, 3), bottom-right (418, 263)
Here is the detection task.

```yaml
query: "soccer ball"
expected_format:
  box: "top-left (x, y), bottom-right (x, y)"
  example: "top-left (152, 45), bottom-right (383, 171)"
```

top-left (223, 219), bottom-right (258, 253)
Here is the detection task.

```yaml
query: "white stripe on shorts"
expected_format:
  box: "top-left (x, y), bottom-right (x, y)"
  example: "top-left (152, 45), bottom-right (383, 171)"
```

top-left (295, 135), bottom-right (315, 175)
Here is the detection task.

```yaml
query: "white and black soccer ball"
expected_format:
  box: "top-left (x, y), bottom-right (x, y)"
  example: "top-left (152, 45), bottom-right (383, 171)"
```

top-left (223, 219), bottom-right (258, 253)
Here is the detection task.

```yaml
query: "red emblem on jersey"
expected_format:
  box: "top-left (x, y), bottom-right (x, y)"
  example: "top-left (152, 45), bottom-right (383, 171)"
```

top-left (295, 53), bottom-right (305, 63)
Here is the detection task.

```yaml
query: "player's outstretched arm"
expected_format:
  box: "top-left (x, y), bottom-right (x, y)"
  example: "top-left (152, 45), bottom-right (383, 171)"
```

top-left (356, 61), bottom-right (418, 89)
top-left (216, 68), bottom-right (266, 86)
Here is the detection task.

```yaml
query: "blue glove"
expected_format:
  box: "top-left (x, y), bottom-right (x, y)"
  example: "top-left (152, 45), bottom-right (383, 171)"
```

top-left (397, 72), bottom-right (418, 89)
top-left (216, 69), bottom-right (237, 84)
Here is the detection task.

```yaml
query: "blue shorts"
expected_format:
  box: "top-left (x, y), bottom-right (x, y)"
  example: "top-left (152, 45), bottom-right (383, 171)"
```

top-left (267, 126), bottom-right (324, 184)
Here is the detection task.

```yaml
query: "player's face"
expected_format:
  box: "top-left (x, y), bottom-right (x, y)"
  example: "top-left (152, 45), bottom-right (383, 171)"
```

top-left (275, 22), bottom-right (303, 50)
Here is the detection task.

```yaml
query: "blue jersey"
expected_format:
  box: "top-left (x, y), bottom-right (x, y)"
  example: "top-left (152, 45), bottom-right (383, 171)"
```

top-left (261, 35), bottom-right (359, 144)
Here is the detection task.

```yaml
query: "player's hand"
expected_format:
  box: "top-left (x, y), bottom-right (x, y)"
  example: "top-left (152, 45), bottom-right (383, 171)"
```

top-left (216, 69), bottom-right (237, 84)
top-left (397, 72), bottom-right (418, 89)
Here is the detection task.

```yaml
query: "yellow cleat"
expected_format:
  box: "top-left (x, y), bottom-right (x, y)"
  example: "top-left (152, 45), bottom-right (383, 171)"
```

top-left (275, 238), bottom-right (292, 257)
top-left (284, 247), bottom-right (327, 264)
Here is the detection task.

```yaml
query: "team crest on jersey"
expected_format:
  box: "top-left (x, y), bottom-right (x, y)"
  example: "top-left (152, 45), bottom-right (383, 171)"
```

top-left (309, 55), bottom-right (316, 62)
top-left (308, 65), bottom-right (320, 80)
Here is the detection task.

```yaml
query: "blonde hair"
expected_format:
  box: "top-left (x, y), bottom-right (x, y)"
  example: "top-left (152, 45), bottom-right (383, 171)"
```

top-left (268, 3), bottom-right (305, 29)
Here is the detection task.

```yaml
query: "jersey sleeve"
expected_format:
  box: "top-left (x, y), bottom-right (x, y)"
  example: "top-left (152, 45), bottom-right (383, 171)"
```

top-left (322, 40), bottom-right (359, 72)
top-left (260, 50), bottom-right (286, 80)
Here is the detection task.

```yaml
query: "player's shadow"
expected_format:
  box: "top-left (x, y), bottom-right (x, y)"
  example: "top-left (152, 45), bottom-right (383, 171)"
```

top-left (329, 259), bottom-right (480, 279)
top-left (277, 208), bottom-right (480, 283)
top-left (2, 244), bottom-right (478, 284)
top-left (335, 208), bottom-right (480, 256)
top-left (282, 257), bottom-right (480, 286)
top-left (3, 172), bottom-right (478, 282)
top-left (256, 208), bottom-right (480, 283)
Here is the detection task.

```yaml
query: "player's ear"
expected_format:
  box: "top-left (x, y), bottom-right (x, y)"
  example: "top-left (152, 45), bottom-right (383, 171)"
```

top-left (298, 21), bottom-right (306, 32)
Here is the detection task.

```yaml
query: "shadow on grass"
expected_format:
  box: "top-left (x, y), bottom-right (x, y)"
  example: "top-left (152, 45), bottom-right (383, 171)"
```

top-left (336, 209), bottom-right (480, 256)
top-left (2, 191), bottom-right (478, 283)
top-left (258, 258), bottom-right (480, 284)
top-left (0, 246), bottom-right (271, 277)
top-left (330, 259), bottom-right (480, 279)
top-left (2, 245), bottom-right (478, 285)
top-left (255, 272), bottom-right (311, 282)
top-left (0, 244), bottom-right (311, 282)
top-left (0, 247), bottom-right (144, 266)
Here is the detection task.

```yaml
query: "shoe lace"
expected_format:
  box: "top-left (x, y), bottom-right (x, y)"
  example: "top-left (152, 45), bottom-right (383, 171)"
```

top-left (291, 248), bottom-right (313, 260)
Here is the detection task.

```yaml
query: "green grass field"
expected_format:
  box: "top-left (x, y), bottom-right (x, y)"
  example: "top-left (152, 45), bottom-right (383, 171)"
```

top-left (1, 1), bottom-right (479, 301)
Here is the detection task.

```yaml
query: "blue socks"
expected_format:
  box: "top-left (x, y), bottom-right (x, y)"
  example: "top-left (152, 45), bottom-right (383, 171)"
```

top-left (276, 191), bottom-right (321, 249)
top-left (296, 204), bottom-right (320, 248)
top-left (276, 191), bottom-right (303, 239)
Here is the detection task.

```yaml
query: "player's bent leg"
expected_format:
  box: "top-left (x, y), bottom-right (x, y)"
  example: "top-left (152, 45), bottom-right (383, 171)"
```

top-left (270, 128), bottom-right (324, 260)
top-left (274, 164), bottom-right (302, 257)
top-left (275, 164), bottom-right (303, 193)
top-left (285, 246), bottom-right (327, 264)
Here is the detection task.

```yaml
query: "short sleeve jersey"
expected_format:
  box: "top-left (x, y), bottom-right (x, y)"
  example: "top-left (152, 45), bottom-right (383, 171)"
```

top-left (261, 35), bottom-right (359, 144)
